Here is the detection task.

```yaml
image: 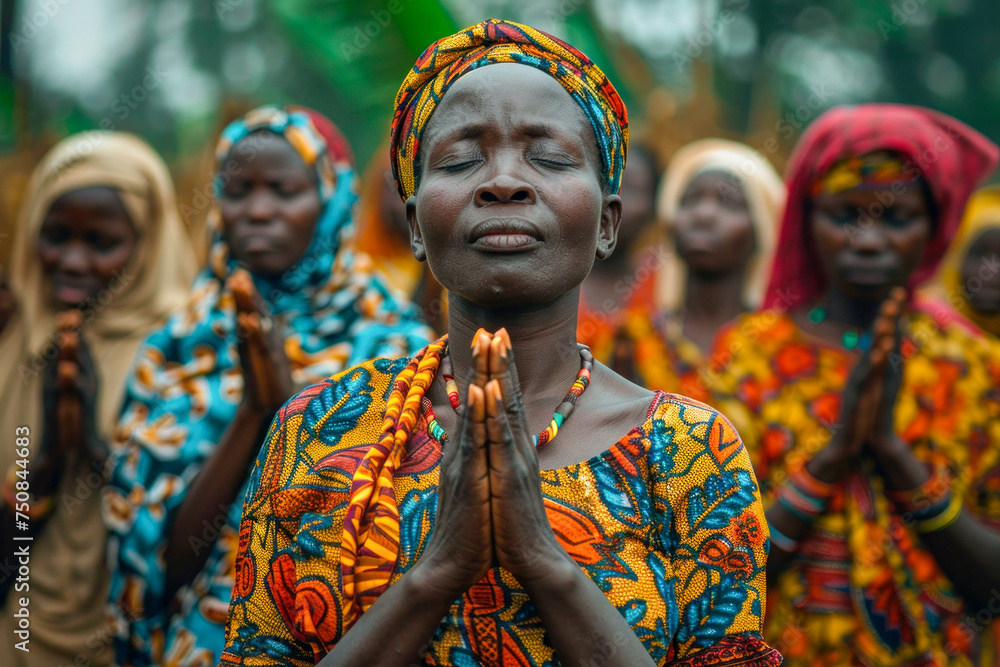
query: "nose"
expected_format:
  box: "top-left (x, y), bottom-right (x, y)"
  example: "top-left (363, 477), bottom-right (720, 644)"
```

top-left (689, 197), bottom-right (718, 227)
top-left (247, 189), bottom-right (277, 222)
top-left (852, 222), bottom-right (889, 253)
top-left (474, 173), bottom-right (536, 206)
top-left (58, 241), bottom-right (90, 274)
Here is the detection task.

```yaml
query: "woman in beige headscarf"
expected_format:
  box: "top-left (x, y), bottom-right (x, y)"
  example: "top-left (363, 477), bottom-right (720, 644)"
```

top-left (606, 138), bottom-right (784, 399)
top-left (0, 131), bottom-right (196, 667)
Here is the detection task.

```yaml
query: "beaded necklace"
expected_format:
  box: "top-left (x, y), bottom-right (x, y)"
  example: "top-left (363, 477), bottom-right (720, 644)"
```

top-left (807, 306), bottom-right (872, 351)
top-left (425, 342), bottom-right (594, 447)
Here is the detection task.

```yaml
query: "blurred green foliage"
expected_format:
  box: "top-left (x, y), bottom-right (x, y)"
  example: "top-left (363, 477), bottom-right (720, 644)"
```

top-left (2, 0), bottom-right (999, 173)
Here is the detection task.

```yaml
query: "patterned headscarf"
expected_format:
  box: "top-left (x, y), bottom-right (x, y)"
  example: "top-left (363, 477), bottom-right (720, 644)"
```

top-left (763, 104), bottom-right (999, 311)
top-left (655, 138), bottom-right (785, 311)
top-left (810, 150), bottom-right (916, 198)
top-left (389, 18), bottom-right (629, 200)
top-left (104, 106), bottom-right (432, 665)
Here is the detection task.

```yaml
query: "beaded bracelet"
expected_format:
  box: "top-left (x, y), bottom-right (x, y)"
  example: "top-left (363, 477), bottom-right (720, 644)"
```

top-left (776, 466), bottom-right (835, 521)
top-left (789, 466), bottom-right (835, 500)
top-left (1, 465), bottom-right (55, 520)
top-left (767, 523), bottom-right (800, 552)
top-left (915, 493), bottom-right (963, 534)
top-left (887, 464), bottom-right (950, 515)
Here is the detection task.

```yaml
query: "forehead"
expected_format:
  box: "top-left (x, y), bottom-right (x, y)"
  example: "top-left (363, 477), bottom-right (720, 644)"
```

top-left (43, 186), bottom-right (134, 232)
top-left (46, 186), bottom-right (125, 215)
top-left (230, 131), bottom-right (307, 169)
top-left (422, 64), bottom-right (592, 146)
top-left (685, 169), bottom-right (743, 191)
top-left (813, 183), bottom-right (926, 207)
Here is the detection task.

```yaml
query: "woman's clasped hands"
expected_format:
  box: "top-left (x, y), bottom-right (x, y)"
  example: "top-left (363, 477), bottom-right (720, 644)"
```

top-left (418, 328), bottom-right (575, 600)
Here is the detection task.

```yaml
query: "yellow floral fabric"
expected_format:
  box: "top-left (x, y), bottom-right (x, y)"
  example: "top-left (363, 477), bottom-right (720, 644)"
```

top-left (220, 354), bottom-right (780, 666)
top-left (704, 308), bottom-right (1000, 666)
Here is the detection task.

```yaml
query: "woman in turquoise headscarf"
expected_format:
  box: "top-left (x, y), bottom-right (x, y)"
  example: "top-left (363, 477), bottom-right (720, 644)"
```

top-left (103, 105), bottom-right (433, 666)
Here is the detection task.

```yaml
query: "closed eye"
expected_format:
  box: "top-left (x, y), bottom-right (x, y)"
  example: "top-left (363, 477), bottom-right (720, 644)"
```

top-left (534, 158), bottom-right (574, 168)
top-left (527, 149), bottom-right (577, 169)
top-left (439, 159), bottom-right (482, 173)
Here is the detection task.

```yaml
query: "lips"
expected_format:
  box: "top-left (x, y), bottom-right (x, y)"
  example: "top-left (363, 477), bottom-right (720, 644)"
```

top-left (239, 236), bottom-right (281, 254)
top-left (679, 238), bottom-right (716, 254)
top-left (840, 262), bottom-right (895, 285)
top-left (50, 275), bottom-right (99, 305)
top-left (469, 218), bottom-right (543, 252)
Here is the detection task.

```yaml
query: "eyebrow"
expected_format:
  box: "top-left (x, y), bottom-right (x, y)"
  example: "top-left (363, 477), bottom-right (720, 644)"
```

top-left (435, 122), bottom-right (563, 145)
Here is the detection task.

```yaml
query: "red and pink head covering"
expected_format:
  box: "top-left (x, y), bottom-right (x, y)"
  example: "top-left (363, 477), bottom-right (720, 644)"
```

top-left (762, 104), bottom-right (999, 311)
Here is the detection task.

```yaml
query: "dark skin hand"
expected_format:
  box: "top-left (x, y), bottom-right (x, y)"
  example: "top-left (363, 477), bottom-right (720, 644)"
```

top-left (317, 64), bottom-right (656, 666)
top-left (322, 331), bottom-right (655, 667)
top-left (163, 271), bottom-right (296, 600)
top-left (1, 187), bottom-right (129, 604)
top-left (766, 289), bottom-right (904, 581)
top-left (673, 170), bottom-right (756, 353)
top-left (165, 130), bottom-right (320, 598)
top-left (0, 311), bottom-right (104, 604)
top-left (766, 181), bottom-right (1000, 607)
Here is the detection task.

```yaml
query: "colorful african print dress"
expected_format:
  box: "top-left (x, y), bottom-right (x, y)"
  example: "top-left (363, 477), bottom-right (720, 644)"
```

top-left (703, 308), bottom-right (1000, 666)
top-left (220, 343), bottom-right (781, 666)
top-left (103, 106), bottom-right (434, 667)
top-left (622, 309), bottom-right (711, 403)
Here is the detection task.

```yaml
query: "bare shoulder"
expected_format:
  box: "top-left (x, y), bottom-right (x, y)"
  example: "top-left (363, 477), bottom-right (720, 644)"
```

top-left (581, 361), bottom-right (657, 434)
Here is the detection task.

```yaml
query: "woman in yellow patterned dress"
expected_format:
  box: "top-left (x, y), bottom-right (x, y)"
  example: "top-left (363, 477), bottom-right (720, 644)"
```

top-left (220, 20), bottom-right (780, 667)
top-left (605, 139), bottom-right (784, 401)
top-left (702, 104), bottom-right (1000, 666)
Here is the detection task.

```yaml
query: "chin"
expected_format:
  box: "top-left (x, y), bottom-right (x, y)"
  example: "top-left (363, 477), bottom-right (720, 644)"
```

top-left (237, 257), bottom-right (289, 280)
top-left (842, 282), bottom-right (896, 303)
top-left (970, 299), bottom-right (1000, 316)
top-left (451, 275), bottom-right (572, 311)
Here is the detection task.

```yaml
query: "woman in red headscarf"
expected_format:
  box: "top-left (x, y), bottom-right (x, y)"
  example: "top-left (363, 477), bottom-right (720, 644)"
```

top-left (703, 104), bottom-right (1000, 666)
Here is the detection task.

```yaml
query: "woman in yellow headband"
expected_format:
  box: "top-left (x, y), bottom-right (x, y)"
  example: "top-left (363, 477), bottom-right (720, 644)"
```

top-left (222, 20), bottom-right (779, 667)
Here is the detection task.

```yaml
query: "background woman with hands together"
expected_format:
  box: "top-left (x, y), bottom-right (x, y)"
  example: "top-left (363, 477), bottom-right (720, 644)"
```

top-left (704, 104), bottom-right (1000, 666)
top-left (221, 20), bottom-right (779, 667)
top-left (103, 105), bottom-right (431, 666)
top-left (0, 132), bottom-right (196, 667)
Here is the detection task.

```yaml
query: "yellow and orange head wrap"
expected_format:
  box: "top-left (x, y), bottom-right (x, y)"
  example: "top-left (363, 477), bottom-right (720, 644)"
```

top-left (388, 18), bottom-right (629, 200)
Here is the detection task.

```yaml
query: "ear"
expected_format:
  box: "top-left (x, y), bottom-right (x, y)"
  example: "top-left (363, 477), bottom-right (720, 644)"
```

top-left (596, 194), bottom-right (623, 260)
top-left (406, 196), bottom-right (426, 262)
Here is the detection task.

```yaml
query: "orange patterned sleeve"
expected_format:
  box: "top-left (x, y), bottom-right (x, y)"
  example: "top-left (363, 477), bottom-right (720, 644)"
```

top-left (221, 360), bottom-right (397, 665)
top-left (220, 385), bottom-right (324, 667)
